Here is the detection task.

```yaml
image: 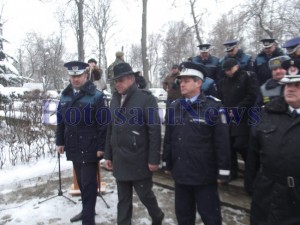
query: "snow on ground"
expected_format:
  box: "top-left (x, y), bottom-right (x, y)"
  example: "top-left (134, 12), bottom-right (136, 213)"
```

top-left (0, 155), bottom-right (249, 225)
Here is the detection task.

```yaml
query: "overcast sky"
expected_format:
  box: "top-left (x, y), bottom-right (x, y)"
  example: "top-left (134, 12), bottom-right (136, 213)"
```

top-left (2, 0), bottom-right (239, 62)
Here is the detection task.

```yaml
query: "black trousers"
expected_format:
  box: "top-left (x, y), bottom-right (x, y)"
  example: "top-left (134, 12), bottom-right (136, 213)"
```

top-left (230, 135), bottom-right (249, 178)
top-left (73, 162), bottom-right (98, 225)
top-left (116, 177), bottom-right (163, 225)
top-left (175, 183), bottom-right (222, 225)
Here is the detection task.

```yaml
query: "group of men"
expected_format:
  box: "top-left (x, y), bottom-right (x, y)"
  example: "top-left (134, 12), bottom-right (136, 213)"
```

top-left (55, 36), bottom-right (300, 225)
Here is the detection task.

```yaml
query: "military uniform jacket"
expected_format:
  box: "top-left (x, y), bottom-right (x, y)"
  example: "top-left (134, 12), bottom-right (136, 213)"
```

top-left (254, 48), bottom-right (284, 85)
top-left (191, 55), bottom-right (219, 81)
top-left (245, 97), bottom-right (300, 225)
top-left (163, 95), bottom-right (231, 185)
top-left (56, 80), bottom-right (108, 163)
top-left (219, 69), bottom-right (259, 136)
top-left (104, 84), bottom-right (161, 181)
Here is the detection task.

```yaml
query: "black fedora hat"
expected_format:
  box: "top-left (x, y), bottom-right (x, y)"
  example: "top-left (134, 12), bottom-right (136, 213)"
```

top-left (111, 63), bottom-right (135, 80)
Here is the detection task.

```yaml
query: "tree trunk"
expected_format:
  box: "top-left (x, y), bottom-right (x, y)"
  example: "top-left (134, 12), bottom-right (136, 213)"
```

top-left (141, 0), bottom-right (149, 87)
top-left (76, 0), bottom-right (85, 61)
top-left (190, 0), bottom-right (202, 45)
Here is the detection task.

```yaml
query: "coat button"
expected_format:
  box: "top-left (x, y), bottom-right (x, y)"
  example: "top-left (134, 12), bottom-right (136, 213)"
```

top-left (81, 151), bottom-right (84, 154)
top-left (178, 137), bottom-right (182, 141)
top-left (80, 136), bottom-right (82, 138)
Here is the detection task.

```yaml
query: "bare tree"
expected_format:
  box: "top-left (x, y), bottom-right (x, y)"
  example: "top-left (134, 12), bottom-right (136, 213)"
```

top-left (162, 21), bottom-right (196, 70)
top-left (127, 43), bottom-right (143, 70)
top-left (148, 33), bottom-right (163, 87)
top-left (141, 0), bottom-right (149, 86)
top-left (74, 0), bottom-right (85, 61)
top-left (17, 32), bottom-right (66, 90)
top-left (86, 0), bottom-right (116, 71)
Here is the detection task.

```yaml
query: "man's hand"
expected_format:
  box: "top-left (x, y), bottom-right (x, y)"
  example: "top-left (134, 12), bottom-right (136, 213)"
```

top-left (164, 170), bottom-right (171, 175)
top-left (97, 151), bottom-right (104, 158)
top-left (56, 146), bottom-right (64, 154)
top-left (148, 164), bottom-right (159, 172)
top-left (104, 160), bottom-right (113, 171)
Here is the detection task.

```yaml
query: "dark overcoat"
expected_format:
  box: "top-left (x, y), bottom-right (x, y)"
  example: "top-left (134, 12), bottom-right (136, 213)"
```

top-left (245, 97), bottom-right (300, 225)
top-left (104, 84), bottom-right (161, 181)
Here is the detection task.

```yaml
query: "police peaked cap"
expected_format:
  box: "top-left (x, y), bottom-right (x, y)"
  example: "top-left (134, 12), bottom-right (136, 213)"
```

top-left (64, 61), bottom-right (89, 76)
top-left (260, 38), bottom-right (276, 48)
top-left (282, 37), bottom-right (300, 54)
top-left (223, 39), bottom-right (239, 52)
top-left (280, 59), bottom-right (300, 84)
top-left (178, 62), bottom-right (208, 80)
top-left (197, 44), bottom-right (212, 52)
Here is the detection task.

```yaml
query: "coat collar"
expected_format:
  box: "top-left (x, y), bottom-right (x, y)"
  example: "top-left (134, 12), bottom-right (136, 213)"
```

top-left (62, 80), bottom-right (96, 96)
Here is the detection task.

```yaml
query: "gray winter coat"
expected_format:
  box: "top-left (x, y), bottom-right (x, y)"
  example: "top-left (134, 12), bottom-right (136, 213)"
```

top-left (104, 84), bottom-right (161, 181)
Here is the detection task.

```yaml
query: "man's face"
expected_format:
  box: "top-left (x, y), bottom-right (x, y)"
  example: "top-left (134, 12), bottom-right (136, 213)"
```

top-left (263, 44), bottom-right (276, 55)
top-left (70, 73), bottom-right (88, 89)
top-left (114, 75), bottom-right (135, 94)
top-left (272, 67), bottom-right (286, 81)
top-left (227, 46), bottom-right (238, 57)
top-left (284, 82), bottom-right (300, 108)
top-left (225, 65), bottom-right (239, 77)
top-left (171, 67), bottom-right (179, 75)
top-left (179, 76), bottom-right (202, 98)
top-left (200, 51), bottom-right (209, 60)
top-left (89, 62), bottom-right (96, 68)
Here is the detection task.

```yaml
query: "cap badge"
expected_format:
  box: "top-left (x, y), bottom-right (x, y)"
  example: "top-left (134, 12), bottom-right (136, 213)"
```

top-left (72, 66), bottom-right (79, 71)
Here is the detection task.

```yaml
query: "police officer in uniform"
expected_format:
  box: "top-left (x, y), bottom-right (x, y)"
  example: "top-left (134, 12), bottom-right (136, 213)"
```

top-left (254, 38), bottom-right (285, 85)
top-left (191, 44), bottom-right (219, 81)
top-left (282, 37), bottom-right (300, 59)
top-left (163, 61), bottom-right (231, 225)
top-left (56, 61), bottom-right (108, 225)
top-left (191, 44), bottom-right (219, 97)
top-left (257, 55), bottom-right (290, 106)
top-left (245, 59), bottom-right (300, 225)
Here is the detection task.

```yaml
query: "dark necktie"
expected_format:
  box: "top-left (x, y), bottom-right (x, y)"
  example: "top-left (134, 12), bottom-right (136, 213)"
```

top-left (291, 110), bottom-right (299, 118)
top-left (74, 91), bottom-right (79, 96)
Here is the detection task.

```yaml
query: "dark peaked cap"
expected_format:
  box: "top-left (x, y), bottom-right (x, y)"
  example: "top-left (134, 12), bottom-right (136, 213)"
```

top-left (197, 44), bottom-right (212, 52)
top-left (260, 38), bottom-right (276, 48)
top-left (223, 40), bottom-right (239, 52)
top-left (282, 37), bottom-right (300, 54)
top-left (64, 61), bottom-right (88, 76)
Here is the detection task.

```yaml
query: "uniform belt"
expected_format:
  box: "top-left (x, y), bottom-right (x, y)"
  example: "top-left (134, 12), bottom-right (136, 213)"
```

top-left (262, 169), bottom-right (300, 188)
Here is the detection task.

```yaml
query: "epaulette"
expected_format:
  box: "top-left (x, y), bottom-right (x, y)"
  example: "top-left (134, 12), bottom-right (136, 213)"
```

top-left (206, 95), bottom-right (221, 102)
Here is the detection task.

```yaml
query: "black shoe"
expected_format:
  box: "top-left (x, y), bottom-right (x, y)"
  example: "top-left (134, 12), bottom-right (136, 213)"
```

top-left (70, 212), bottom-right (82, 223)
top-left (152, 212), bottom-right (164, 225)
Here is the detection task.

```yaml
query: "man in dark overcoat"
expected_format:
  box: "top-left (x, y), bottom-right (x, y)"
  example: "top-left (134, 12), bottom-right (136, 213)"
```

top-left (218, 58), bottom-right (259, 180)
top-left (56, 61), bottom-right (108, 225)
top-left (246, 59), bottom-right (300, 225)
top-left (104, 63), bottom-right (164, 225)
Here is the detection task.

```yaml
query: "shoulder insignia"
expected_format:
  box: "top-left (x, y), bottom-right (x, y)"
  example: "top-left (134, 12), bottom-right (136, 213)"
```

top-left (207, 95), bottom-right (221, 102)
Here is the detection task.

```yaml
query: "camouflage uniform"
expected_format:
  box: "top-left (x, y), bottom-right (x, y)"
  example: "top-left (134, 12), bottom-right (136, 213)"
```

top-left (107, 52), bottom-right (125, 93)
